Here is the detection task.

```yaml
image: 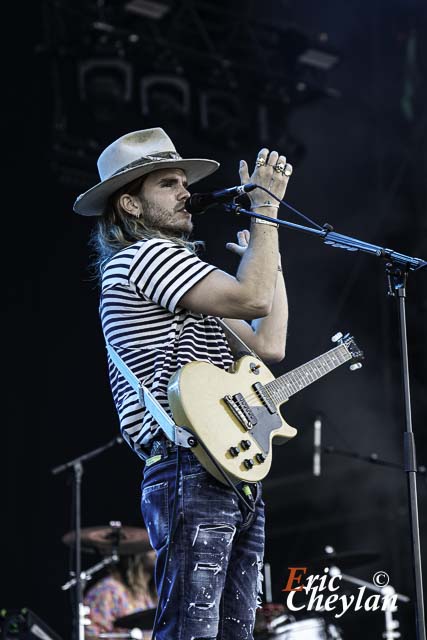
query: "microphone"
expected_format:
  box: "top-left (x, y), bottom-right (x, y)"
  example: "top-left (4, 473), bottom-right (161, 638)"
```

top-left (185, 183), bottom-right (257, 214)
top-left (313, 415), bottom-right (322, 477)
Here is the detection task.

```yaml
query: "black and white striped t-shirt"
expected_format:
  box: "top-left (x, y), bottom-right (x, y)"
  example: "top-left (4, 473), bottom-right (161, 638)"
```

top-left (100, 238), bottom-right (234, 459)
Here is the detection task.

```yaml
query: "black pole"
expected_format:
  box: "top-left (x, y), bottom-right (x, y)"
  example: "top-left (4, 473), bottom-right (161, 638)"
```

top-left (393, 271), bottom-right (426, 640)
top-left (74, 462), bottom-right (83, 640)
top-left (51, 436), bottom-right (123, 640)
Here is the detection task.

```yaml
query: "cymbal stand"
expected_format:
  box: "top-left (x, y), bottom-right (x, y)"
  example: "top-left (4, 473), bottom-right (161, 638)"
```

top-left (61, 545), bottom-right (119, 591)
top-left (328, 566), bottom-right (410, 639)
top-left (51, 436), bottom-right (123, 640)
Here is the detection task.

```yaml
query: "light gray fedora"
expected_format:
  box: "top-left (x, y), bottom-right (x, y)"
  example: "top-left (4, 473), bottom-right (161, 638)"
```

top-left (73, 127), bottom-right (220, 216)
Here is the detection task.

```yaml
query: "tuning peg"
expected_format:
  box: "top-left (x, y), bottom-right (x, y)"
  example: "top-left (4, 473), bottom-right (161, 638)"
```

top-left (331, 332), bottom-right (343, 343)
top-left (349, 362), bottom-right (362, 371)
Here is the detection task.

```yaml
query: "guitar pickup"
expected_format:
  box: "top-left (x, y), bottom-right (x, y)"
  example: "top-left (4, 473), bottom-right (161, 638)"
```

top-left (232, 393), bottom-right (258, 427)
top-left (223, 393), bottom-right (257, 430)
top-left (253, 382), bottom-right (277, 414)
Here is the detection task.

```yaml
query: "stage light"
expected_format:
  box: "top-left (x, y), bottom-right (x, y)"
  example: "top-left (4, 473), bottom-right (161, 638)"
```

top-left (124, 0), bottom-right (171, 20)
top-left (77, 58), bottom-right (133, 123)
top-left (298, 48), bottom-right (339, 71)
top-left (78, 59), bottom-right (133, 102)
top-left (140, 74), bottom-right (191, 121)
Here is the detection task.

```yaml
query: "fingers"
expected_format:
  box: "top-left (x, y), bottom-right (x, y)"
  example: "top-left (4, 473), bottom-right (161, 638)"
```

top-left (237, 229), bottom-right (250, 246)
top-left (275, 154), bottom-right (292, 178)
top-left (256, 148), bottom-right (269, 166)
top-left (226, 242), bottom-right (245, 257)
top-left (239, 159), bottom-right (250, 184)
top-left (226, 229), bottom-right (250, 256)
top-left (267, 150), bottom-right (279, 167)
top-left (242, 148), bottom-right (293, 208)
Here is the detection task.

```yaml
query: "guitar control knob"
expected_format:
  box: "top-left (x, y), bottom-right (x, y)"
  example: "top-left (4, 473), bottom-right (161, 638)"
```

top-left (240, 439), bottom-right (251, 450)
top-left (243, 458), bottom-right (254, 469)
top-left (255, 453), bottom-right (266, 463)
top-left (229, 446), bottom-right (240, 457)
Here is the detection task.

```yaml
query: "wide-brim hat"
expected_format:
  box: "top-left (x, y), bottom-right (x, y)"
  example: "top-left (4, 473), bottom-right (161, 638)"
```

top-left (73, 127), bottom-right (220, 216)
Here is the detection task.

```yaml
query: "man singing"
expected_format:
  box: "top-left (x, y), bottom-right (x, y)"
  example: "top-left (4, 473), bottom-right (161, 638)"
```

top-left (74, 127), bottom-right (292, 640)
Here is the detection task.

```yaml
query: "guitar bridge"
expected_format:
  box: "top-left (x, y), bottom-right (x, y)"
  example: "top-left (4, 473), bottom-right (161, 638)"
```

top-left (223, 393), bottom-right (258, 430)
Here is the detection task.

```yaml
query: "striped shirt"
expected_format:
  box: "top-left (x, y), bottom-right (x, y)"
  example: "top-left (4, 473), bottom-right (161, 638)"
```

top-left (100, 238), bottom-right (234, 459)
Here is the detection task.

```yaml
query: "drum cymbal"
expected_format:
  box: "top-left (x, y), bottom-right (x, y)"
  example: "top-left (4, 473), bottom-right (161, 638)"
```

top-left (114, 608), bottom-right (156, 630)
top-left (62, 525), bottom-right (151, 555)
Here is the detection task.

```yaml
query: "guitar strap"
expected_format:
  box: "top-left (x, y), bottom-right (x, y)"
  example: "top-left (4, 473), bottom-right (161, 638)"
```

top-left (105, 317), bottom-right (262, 445)
top-left (105, 342), bottom-right (192, 448)
top-left (216, 317), bottom-right (261, 360)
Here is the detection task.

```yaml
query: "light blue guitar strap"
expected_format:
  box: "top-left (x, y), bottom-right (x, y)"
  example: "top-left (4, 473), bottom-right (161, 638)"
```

top-left (105, 342), bottom-right (192, 448)
top-left (105, 318), bottom-right (260, 446)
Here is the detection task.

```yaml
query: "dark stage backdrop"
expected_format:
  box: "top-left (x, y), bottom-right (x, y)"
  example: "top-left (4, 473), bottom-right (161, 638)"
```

top-left (3, 1), bottom-right (426, 640)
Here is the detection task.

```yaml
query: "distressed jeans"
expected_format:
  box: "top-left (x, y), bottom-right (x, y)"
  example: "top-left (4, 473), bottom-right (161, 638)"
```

top-left (141, 441), bottom-right (265, 640)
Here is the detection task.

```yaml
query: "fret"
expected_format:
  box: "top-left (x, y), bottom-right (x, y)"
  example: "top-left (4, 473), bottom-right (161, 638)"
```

top-left (266, 344), bottom-right (352, 403)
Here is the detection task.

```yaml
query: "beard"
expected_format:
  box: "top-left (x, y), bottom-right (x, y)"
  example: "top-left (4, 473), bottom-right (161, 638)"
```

top-left (140, 198), bottom-right (193, 239)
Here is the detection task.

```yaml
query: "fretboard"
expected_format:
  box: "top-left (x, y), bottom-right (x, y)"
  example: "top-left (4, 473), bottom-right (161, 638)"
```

top-left (265, 344), bottom-right (352, 405)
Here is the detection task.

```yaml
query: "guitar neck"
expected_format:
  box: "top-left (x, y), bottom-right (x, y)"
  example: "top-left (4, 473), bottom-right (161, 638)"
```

top-left (265, 344), bottom-right (352, 405)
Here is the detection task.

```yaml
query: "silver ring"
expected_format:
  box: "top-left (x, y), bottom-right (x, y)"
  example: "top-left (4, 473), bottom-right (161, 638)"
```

top-left (255, 157), bottom-right (266, 167)
top-left (274, 163), bottom-right (286, 173)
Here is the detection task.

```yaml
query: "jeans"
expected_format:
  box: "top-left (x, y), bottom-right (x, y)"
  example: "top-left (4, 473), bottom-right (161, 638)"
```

top-left (140, 440), bottom-right (265, 640)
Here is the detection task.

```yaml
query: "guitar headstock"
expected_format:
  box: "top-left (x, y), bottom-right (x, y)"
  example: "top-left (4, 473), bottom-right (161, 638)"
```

top-left (331, 331), bottom-right (364, 369)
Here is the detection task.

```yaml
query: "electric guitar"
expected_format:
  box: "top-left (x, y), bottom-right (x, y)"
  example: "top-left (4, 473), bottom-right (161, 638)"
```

top-left (167, 332), bottom-right (363, 485)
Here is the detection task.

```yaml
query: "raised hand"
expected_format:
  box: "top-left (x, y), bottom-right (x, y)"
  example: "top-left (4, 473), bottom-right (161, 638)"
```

top-left (239, 148), bottom-right (293, 211)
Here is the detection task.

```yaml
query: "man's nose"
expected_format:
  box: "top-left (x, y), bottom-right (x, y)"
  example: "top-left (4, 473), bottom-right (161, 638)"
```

top-left (178, 185), bottom-right (191, 200)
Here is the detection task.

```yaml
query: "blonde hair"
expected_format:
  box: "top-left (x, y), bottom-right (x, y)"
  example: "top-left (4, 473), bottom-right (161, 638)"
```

top-left (118, 553), bottom-right (156, 600)
top-left (90, 175), bottom-right (202, 279)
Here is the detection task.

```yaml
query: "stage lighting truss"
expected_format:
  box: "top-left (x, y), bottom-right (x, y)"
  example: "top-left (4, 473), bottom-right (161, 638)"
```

top-left (44, 0), bottom-right (339, 175)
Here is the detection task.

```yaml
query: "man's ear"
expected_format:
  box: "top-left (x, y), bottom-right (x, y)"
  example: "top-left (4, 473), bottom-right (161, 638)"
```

top-left (119, 193), bottom-right (141, 217)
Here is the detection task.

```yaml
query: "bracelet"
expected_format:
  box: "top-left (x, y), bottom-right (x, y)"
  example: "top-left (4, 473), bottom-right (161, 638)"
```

top-left (252, 203), bottom-right (280, 209)
top-left (253, 217), bottom-right (279, 228)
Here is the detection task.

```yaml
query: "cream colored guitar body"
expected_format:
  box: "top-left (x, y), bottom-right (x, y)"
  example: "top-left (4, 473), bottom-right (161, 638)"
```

top-left (167, 355), bottom-right (297, 485)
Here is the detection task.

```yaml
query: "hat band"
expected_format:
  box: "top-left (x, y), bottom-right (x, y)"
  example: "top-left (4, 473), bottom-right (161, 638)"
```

top-left (110, 151), bottom-right (182, 177)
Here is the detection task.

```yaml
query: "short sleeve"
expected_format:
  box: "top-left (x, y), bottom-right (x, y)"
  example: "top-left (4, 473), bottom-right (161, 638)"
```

top-left (128, 239), bottom-right (216, 312)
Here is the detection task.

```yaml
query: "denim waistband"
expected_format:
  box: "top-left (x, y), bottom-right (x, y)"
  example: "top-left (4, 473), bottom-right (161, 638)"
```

top-left (146, 439), bottom-right (260, 495)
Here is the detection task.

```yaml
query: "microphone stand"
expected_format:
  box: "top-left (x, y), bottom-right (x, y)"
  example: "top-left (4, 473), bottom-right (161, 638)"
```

top-left (51, 436), bottom-right (123, 640)
top-left (323, 445), bottom-right (426, 479)
top-left (224, 203), bottom-right (426, 640)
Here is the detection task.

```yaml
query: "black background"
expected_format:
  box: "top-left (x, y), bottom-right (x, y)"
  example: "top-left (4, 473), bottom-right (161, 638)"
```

top-left (3, 1), bottom-right (427, 639)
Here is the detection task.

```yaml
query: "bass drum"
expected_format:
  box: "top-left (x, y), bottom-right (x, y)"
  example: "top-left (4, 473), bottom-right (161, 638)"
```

top-left (266, 616), bottom-right (343, 639)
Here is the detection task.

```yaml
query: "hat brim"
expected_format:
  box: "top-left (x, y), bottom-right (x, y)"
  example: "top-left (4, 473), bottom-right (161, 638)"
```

top-left (73, 157), bottom-right (220, 216)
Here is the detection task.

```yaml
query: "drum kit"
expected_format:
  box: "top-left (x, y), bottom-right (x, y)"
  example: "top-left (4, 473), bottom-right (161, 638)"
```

top-left (62, 522), bottom-right (156, 638)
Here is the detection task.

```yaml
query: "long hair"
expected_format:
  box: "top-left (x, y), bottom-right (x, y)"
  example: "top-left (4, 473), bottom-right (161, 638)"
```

top-left (114, 553), bottom-right (156, 601)
top-left (89, 175), bottom-right (202, 281)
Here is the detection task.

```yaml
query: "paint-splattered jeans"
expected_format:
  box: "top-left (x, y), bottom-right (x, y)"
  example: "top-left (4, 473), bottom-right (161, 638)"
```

top-left (141, 441), bottom-right (265, 640)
